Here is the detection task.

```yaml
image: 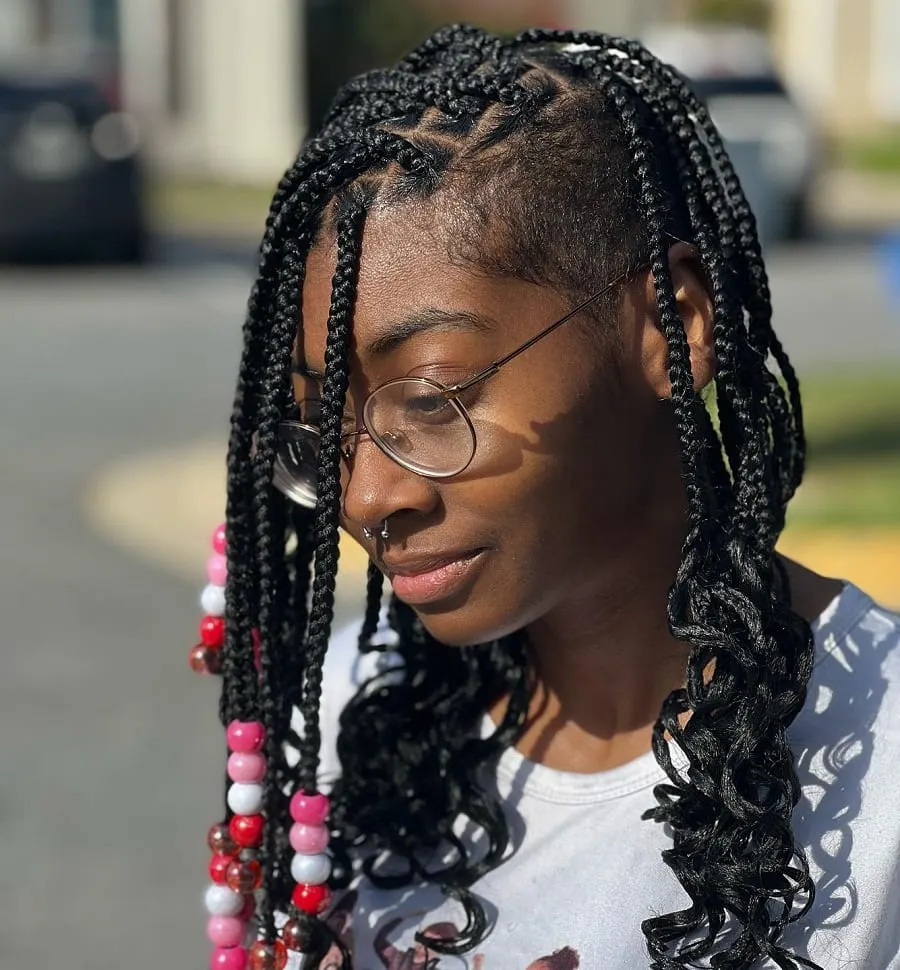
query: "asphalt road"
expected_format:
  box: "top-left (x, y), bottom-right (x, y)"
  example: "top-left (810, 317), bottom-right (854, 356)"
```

top-left (1, 236), bottom-right (898, 970)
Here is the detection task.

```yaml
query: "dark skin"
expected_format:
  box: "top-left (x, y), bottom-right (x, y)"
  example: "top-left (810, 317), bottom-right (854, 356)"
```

top-left (298, 206), bottom-right (844, 774)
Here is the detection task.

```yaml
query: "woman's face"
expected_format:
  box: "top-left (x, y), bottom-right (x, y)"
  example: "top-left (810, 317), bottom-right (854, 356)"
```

top-left (297, 207), bottom-right (684, 647)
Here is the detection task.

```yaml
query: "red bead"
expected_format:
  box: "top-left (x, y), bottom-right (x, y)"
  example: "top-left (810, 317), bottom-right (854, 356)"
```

top-left (200, 615), bottom-right (225, 647)
top-left (229, 814), bottom-right (264, 848)
top-left (239, 894), bottom-right (256, 921)
top-left (190, 643), bottom-right (222, 675)
top-left (207, 822), bottom-right (240, 857)
top-left (226, 858), bottom-right (263, 893)
top-left (248, 940), bottom-right (288, 970)
top-left (291, 882), bottom-right (333, 915)
top-left (281, 918), bottom-right (313, 952)
top-left (208, 853), bottom-right (233, 884)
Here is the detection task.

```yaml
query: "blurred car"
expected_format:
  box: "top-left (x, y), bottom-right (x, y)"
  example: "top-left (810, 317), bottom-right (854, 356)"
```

top-left (0, 67), bottom-right (146, 262)
top-left (643, 25), bottom-right (821, 242)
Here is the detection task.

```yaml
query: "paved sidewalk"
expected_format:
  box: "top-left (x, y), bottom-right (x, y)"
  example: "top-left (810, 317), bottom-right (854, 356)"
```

top-left (83, 441), bottom-right (900, 610)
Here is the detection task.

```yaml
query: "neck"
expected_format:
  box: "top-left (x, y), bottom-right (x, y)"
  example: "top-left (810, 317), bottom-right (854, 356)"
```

top-left (491, 489), bottom-right (691, 774)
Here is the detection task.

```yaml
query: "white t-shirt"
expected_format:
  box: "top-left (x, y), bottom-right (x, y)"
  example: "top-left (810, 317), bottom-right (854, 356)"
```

top-left (290, 583), bottom-right (900, 969)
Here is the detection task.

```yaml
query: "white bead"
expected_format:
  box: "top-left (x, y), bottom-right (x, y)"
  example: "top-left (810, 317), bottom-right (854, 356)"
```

top-left (205, 883), bottom-right (243, 917)
top-left (290, 852), bottom-right (331, 885)
top-left (200, 583), bottom-right (226, 616)
top-left (227, 782), bottom-right (264, 815)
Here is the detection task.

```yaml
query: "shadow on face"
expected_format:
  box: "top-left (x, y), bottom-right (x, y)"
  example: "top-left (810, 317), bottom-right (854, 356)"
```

top-left (296, 204), bottom-right (693, 646)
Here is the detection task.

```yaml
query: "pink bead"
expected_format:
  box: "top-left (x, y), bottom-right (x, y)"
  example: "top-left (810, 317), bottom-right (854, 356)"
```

top-left (289, 822), bottom-right (330, 854)
top-left (207, 553), bottom-right (228, 587)
top-left (212, 522), bottom-right (227, 555)
top-left (211, 946), bottom-right (248, 970)
top-left (226, 721), bottom-right (265, 754)
top-left (227, 752), bottom-right (266, 784)
top-left (289, 792), bottom-right (330, 825)
top-left (207, 916), bottom-right (245, 948)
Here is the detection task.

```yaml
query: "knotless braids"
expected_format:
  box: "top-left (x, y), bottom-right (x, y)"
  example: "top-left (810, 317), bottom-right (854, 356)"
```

top-left (218, 24), bottom-right (819, 969)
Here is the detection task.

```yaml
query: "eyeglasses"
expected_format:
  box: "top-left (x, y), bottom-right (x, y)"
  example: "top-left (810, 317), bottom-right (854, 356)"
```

top-left (273, 271), bottom-right (629, 509)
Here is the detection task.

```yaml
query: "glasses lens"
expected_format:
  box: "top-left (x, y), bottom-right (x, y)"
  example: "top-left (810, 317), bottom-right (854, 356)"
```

top-left (273, 421), bottom-right (319, 508)
top-left (364, 378), bottom-right (475, 477)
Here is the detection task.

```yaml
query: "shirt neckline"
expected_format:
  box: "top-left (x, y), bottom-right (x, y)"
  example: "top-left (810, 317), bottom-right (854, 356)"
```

top-left (491, 581), bottom-right (873, 806)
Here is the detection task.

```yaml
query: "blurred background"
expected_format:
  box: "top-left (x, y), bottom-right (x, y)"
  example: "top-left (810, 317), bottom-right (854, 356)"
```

top-left (1, 1), bottom-right (898, 967)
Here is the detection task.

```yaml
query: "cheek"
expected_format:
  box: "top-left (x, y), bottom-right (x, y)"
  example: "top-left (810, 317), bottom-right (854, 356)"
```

top-left (476, 388), bottom-right (657, 559)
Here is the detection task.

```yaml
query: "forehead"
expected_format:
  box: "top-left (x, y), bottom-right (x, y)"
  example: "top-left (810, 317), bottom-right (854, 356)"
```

top-left (297, 207), bottom-right (567, 372)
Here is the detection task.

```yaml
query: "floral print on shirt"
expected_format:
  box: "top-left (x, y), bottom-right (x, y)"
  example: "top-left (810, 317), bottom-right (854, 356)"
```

top-left (315, 891), bottom-right (580, 970)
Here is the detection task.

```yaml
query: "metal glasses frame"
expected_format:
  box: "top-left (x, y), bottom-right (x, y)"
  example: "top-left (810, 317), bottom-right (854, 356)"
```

top-left (276, 268), bottom-right (631, 492)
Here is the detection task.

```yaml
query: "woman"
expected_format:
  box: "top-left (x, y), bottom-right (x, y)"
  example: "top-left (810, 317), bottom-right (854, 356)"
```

top-left (194, 25), bottom-right (900, 970)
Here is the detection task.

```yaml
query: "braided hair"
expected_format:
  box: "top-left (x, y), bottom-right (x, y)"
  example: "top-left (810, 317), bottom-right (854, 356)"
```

top-left (217, 24), bottom-right (818, 969)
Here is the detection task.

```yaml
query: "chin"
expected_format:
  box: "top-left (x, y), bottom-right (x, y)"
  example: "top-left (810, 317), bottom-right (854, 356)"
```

top-left (409, 591), bottom-right (530, 648)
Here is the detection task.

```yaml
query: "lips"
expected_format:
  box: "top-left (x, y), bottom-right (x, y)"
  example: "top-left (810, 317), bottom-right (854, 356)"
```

top-left (382, 548), bottom-right (487, 605)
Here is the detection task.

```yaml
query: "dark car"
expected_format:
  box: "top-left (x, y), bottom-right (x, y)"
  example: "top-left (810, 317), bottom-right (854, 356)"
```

top-left (0, 70), bottom-right (146, 262)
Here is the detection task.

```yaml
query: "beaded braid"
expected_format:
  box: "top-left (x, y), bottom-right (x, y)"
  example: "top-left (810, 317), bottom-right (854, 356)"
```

top-left (191, 25), bottom-right (821, 970)
top-left (294, 192), bottom-right (369, 791)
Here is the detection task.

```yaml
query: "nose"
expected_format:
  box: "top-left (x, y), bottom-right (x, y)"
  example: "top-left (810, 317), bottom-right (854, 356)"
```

top-left (341, 435), bottom-right (439, 532)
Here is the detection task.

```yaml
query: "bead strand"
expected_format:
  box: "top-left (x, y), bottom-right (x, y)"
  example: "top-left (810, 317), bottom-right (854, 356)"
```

top-left (284, 790), bottom-right (334, 949)
top-left (205, 719), bottom-right (268, 969)
top-left (190, 522), bottom-right (228, 676)
top-left (192, 519), bottom-right (333, 964)
top-left (205, 823), bottom-right (250, 969)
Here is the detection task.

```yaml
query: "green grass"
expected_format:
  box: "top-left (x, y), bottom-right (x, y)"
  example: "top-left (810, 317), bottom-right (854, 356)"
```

top-left (787, 369), bottom-right (900, 528)
top-left (149, 178), bottom-right (278, 238)
top-left (837, 131), bottom-right (900, 176)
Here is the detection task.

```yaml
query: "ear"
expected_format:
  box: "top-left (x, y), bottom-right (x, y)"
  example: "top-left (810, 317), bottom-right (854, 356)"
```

top-left (637, 241), bottom-right (716, 400)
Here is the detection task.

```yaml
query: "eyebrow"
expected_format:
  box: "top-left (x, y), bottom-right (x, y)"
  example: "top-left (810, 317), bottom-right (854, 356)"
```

top-left (366, 306), bottom-right (495, 357)
top-left (292, 306), bottom-right (496, 379)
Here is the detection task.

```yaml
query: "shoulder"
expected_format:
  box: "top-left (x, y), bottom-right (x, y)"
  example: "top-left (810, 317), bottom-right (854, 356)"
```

top-left (790, 585), bottom-right (900, 959)
top-left (802, 583), bottom-right (900, 736)
top-left (808, 583), bottom-right (900, 704)
top-left (794, 583), bottom-right (900, 816)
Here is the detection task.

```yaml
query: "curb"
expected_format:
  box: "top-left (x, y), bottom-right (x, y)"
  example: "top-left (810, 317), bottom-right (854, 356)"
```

top-left (81, 440), bottom-right (370, 596)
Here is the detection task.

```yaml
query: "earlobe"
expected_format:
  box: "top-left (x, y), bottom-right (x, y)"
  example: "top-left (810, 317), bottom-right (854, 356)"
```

top-left (669, 243), bottom-right (716, 393)
top-left (633, 246), bottom-right (717, 400)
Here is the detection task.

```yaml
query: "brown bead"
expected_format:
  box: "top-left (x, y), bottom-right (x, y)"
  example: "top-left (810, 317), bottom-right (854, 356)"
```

top-left (281, 918), bottom-right (314, 953)
top-left (207, 822), bottom-right (240, 857)
top-left (225, 858), bottom-right (263, 893)
top-left (248, 940), bottom-right (288, 970)
top-left (189, 643), bottom-right (222, 675)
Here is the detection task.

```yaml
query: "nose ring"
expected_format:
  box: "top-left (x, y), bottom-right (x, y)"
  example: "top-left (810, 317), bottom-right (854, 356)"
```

top-left (363, 520), bottom-right (390, 541)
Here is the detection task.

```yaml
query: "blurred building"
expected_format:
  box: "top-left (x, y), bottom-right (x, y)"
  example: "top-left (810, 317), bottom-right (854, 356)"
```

top-left (117, 0), bottom-right (305, 183)
top-left (771, 0), bottom-right (900, 135)
top-left (21, 0), bottom-right (896, 183)
top-left (563, 0), bottom-right (668, 35)
top-left (0, 0), bottom-right (305, 184)
top-left (0, 0), bottom-right (118, 60)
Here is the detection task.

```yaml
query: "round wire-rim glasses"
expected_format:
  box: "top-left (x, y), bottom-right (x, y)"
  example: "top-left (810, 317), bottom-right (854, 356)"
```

top-left (273, 271), bottom-right (630, 509)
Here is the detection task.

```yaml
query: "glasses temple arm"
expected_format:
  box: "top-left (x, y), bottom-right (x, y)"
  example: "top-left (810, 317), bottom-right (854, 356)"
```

top-left (447, 276), bottom-right (624, 396)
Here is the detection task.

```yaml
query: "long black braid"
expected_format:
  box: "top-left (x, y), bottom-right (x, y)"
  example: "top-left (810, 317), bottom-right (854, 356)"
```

top-left (218, 25), bottom-right (818, 969)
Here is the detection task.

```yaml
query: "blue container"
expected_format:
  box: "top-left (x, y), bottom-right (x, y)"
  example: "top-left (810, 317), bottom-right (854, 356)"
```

top-left (880, 229), bottom-right (900, 308)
